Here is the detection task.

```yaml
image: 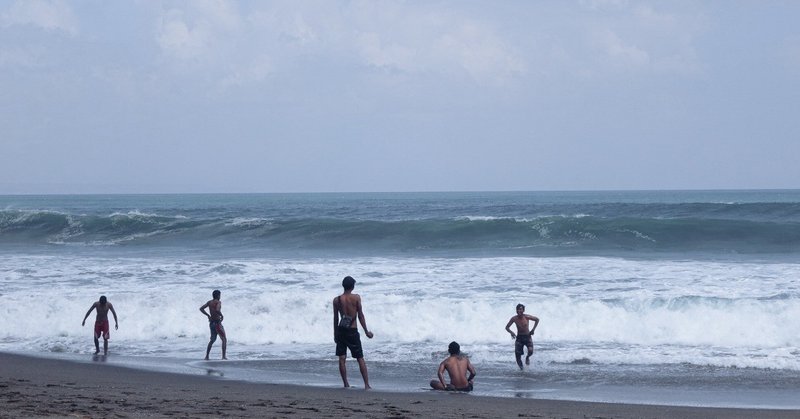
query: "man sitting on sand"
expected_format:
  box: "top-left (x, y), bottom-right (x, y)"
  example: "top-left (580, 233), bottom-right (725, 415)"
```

top-left (430, 341), bottom-right (476, 392)
top-left (82, 295), bottom-right (119, 355)
top-left (200, 289), bottom-right (227, 360)
top-left (505, 303), bottom-right (540, 370)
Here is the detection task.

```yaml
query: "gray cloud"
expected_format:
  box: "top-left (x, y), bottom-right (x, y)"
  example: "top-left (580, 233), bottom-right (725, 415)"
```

top-left (1, 0), bottom-right (798, 193)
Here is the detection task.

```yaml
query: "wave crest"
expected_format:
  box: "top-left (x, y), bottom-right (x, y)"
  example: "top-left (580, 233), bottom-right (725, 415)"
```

top-left (1, 209), bottom-right (799, 255)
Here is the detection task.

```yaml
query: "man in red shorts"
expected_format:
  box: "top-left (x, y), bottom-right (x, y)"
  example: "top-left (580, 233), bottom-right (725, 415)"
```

top-left (82, 295), bottom-right (119, 355)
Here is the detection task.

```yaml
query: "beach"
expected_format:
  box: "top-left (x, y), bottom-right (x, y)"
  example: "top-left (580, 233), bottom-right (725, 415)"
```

top-left (2, 192), bottom-right (800, 412)
top-left (2, 352), bottom-right (799, 418)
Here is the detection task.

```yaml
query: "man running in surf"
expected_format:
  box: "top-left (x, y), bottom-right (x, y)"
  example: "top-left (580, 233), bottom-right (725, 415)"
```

top-left (505, 303), bottom-right (540, 370)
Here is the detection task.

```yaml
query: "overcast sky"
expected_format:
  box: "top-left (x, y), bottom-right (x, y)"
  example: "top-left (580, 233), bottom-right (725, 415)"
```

top-left (1, 0), bottom-right (799, 194)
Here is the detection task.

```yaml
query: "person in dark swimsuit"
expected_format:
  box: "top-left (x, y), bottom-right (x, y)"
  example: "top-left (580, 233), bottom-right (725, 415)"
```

top-left (333, 276), bottom-right (374, 389)
top-left (505, 303), bottom-right (540, 370)
top-left (200, 289), bottom-right (227, 360)
top-left (430, 341), bottom-right (476, 392)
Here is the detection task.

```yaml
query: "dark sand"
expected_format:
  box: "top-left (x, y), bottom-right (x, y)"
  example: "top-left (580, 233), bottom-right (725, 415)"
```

top-left (1, 352), bottom-right (798, 418)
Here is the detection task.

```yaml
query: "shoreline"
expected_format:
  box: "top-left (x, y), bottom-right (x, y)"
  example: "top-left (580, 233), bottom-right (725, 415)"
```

top-left (2, 352), bottom-right (799, 418)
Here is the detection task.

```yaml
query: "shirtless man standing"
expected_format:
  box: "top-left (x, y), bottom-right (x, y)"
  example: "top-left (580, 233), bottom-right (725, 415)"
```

top-left (430, 341), bottom-right (476, 391)
top-left (200, 289), bottom-right (227, 360)
top-left (333, 276), bottom-right (374, 389)
top-left (82, 295), bottom-right (119, 355)
top-left (505, 303), bottom-right (540, 370)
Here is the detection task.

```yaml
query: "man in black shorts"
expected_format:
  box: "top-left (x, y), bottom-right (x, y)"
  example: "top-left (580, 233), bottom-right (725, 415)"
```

top-left (333, 276), bottom-right (374, 389)
top-left (430, 341), bottom-right (476, 392)
top-left (505, 303), bottom-right (540, 370)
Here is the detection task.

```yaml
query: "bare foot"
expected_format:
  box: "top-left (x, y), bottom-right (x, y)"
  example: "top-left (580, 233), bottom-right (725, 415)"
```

top-left (222, 357), bottom-right (227, 360)
top-left (204, 357), bottom-right (210, 360)
top-left (94, 351), bottom-right (100, 355)
top-left (526, 356), bottom-right (531, 365)
top-left (365, 385), bottom-right (372, 390)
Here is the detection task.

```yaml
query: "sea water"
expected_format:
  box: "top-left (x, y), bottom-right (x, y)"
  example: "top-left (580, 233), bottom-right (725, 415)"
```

top-left (1, 191), bottom-right (799, 407)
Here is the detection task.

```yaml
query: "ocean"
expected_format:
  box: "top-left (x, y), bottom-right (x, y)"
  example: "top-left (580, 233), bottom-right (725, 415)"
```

top-left (1, 191), bottom-right (799, 408)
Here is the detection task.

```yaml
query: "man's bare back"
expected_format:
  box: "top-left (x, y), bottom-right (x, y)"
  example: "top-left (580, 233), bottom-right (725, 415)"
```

top-left (431, 341), bottom-right (476, 391)
top-left (441, 355), bottom-right (473, 388)
top-left (334, 293), bottom-right (361, 328)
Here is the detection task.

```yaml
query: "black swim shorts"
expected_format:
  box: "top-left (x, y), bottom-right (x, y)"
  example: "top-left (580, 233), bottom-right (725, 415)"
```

top-left (515, 334), bottom-right (533, 356)
top-left (335, 327), bottom-right (364, 359)
top-left (445, 383), bottom-right (473, 392)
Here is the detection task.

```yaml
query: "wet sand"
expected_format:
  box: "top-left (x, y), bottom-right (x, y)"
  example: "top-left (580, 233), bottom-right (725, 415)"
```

top-left (1, 352), bottom-right (797, 418)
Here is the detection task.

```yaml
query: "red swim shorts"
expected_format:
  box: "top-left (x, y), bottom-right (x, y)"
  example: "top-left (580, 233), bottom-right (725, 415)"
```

top-left (94, 320), bottom-right (110, 339)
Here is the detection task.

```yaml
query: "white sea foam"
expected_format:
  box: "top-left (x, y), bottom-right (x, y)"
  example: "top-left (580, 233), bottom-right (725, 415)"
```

top-left (225, 217), bottom-right (273, 227)
top-left (2, 255), bottom-right (799, 370)
top-left (108, 210), bottom-right (172, 219)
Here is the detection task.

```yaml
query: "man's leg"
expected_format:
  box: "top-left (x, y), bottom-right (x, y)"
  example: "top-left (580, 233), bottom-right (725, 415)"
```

top-left (205, 328), bottom-right (217, 360)
top-left (205, 335), bottom-right (215, 360)
top-left (338, 355), bottom-right (350, 387)
top-left (103, 338), bottom-right (109, 355)
top-left (220, 336), bottom-right (227, 360)
top-left (93, 336), bottom-right (100, 354)
top-left (514, 340), bottom-right (524, 370)
top-left (430, 380), bottom-right (445, 390)
top-left (357, 357), bottom-right (371, 390)
top-left (525, 342), bottom-right (533, 365)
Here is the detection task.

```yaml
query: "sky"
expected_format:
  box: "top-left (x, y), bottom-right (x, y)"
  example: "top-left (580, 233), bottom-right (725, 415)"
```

top-left (1, 0), bottom-right (799, 194)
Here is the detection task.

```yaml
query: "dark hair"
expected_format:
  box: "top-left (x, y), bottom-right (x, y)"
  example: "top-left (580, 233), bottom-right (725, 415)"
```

top-left (448, 341), bottom-right (460, 355)
top-left (342, 276), bottom-right (356, 291)
top-left (212, 290), bottom-right (221, 299)
top-left (516, 303), bottom-right (525, 310)
top-left (99, 295), bottom-right (107, 305)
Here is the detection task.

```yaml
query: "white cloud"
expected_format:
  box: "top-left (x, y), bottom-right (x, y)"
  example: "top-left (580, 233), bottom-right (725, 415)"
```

top-left (153, 2), bottom-right (525, 86)
top-left (348, 7), bottom-right (525, 84)
top-left (593, 28), bottom-right (650, 68)
top-left (1, 0), bottom-right (77, 35)
top-left (356, 31), bottom-right (417, 71)
top-left (573, 2), bottom-right (704, 77)
top-left (155, 1), bottom-right (242, 59)
top-left (434, 22), bottom-right (526, 83)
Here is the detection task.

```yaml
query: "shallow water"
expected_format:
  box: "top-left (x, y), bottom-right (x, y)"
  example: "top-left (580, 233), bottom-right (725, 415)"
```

top-left (2, 191), bottom-right (800, 407)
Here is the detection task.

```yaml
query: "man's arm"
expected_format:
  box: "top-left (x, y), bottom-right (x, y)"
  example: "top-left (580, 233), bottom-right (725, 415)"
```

top-left (199, 302), bottom-right (210, 319)
top-left (505, 318), bottom-right (516, 338)
top-left (333, 297), bottom-right (340, 342)
top-left (467, 360), bottom-right (476, 384)
top-left (437, 361), bottom-right (447, 388)
top-left (528, 315), bottom-right (540, 335)
top-left (356, 297), bottom-right (373, 339)
top-left (109, 303), bottom-right (119, 330)
top-left (81, 304), bottom-right (96, 326)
